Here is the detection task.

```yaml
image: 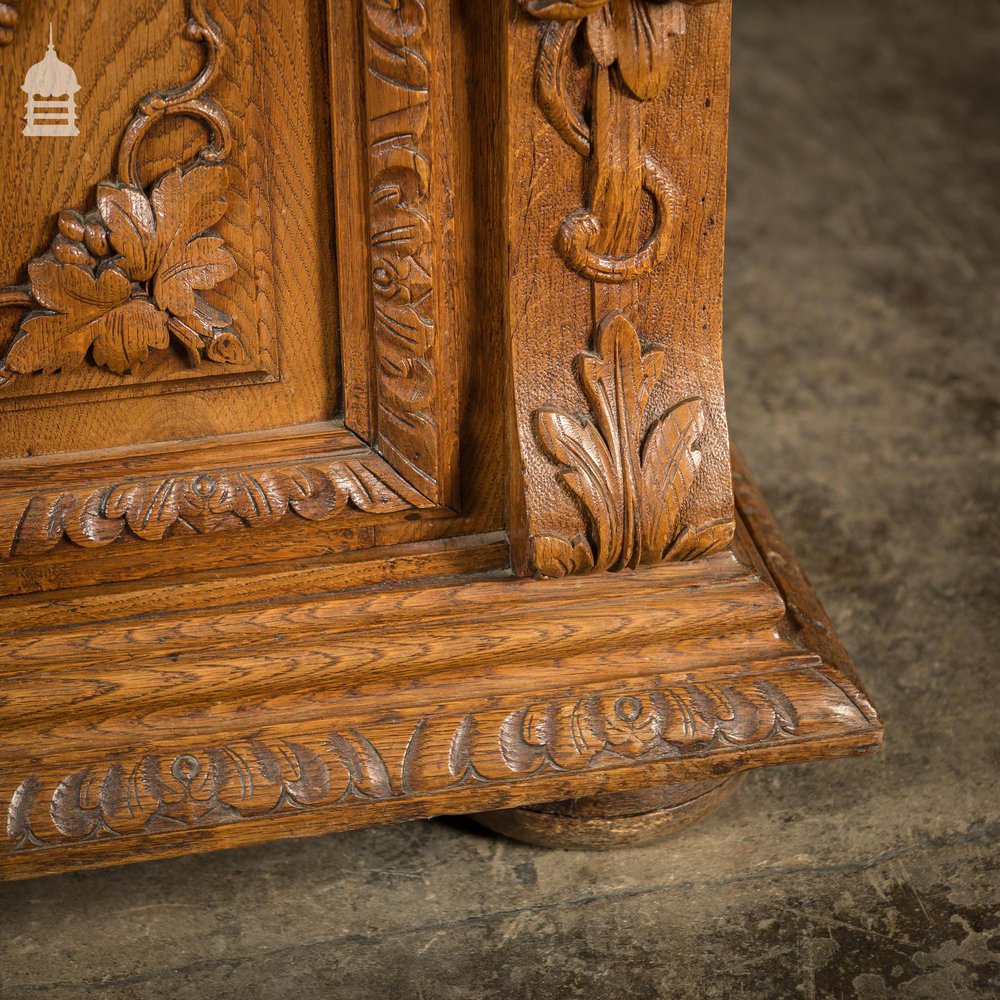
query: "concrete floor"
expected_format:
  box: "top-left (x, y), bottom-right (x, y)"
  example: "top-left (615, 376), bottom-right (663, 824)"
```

top-left (2, 1), bottom-right (998, 997)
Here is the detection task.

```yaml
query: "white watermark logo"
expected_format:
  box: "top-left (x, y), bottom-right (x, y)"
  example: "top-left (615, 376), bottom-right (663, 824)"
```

top-left (22, 23), bottom-right (79, 137)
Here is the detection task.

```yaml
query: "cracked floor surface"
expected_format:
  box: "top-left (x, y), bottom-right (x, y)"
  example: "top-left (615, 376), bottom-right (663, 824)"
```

top-left (1, 0), bottom-right (998, 997)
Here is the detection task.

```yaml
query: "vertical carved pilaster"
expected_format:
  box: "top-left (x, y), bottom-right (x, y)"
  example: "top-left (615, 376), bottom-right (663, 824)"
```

top-left (361, 0), bottom-right (447, 502)
top-left (509, 0), bottom-right (735, 577)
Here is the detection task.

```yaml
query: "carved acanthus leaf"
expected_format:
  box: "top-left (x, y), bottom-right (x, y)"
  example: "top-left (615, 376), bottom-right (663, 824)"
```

top-left (531, 311), bottom-right (733, 577)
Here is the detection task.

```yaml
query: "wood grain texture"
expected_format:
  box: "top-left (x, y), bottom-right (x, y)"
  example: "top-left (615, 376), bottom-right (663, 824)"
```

top-left (0, 458), bottom-right (881, 879)
top-left (507, 0), bottom-right (733, 576)
top-left (0, 2), bottom-right (18, 47)
top-left (0, 3), bottom-right (242, 386)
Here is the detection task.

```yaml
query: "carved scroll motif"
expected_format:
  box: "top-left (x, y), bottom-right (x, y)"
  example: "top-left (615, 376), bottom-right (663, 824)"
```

top-left (0, 3), bottom-right (18, 47)
top-left (362, 0), bottom-right (441, 494)
top-left (0, 2), bottom-right (241, 387)
top-left (522, 0), bottom-right (718, 282)
top-left (5, 672), bottom-right (817, 851)
top-left (520, 0), bottom-right (730, 577)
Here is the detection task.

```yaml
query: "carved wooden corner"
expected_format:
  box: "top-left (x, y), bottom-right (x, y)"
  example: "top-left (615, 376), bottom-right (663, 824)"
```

top-left (0, 0), bottom-right (881, 879)
top-left (506, 0), bottom-right (735, 581)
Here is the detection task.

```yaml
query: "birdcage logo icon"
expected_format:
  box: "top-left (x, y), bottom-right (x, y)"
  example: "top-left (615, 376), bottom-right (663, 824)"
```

top-left (21, 24), bottom-right (79, 137)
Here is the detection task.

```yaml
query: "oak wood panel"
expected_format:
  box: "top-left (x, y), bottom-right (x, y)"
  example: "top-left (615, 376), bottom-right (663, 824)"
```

top-left (0, 0), bottom-right (339, 456)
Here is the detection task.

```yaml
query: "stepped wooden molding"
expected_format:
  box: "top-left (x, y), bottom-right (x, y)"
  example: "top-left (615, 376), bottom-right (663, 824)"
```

top-left (0, 461), bottom-right (882, 880)
top-left (0, 2), bottom-right (241, 388)
top-left (531, 311), bottom-right (734, 577)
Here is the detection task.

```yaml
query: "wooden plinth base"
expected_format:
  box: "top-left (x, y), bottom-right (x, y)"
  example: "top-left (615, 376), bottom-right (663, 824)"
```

top-left (473, 775), bottom-right (743, 849)
top-left (0, 450), bottom-right (882, 880)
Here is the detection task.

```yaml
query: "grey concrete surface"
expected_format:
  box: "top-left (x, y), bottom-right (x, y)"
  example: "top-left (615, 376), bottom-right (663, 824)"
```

top-left (1, 1), bottom-right (998, 997)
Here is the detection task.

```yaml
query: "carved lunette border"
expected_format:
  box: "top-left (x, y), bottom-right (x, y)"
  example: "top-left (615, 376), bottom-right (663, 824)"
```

top-left (514, 0), bottom-right (734, 578)
top-left (3, 667), bottom-right (871, 853)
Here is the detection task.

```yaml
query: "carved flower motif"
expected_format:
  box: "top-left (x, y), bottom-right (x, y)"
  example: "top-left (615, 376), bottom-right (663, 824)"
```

top-left (521, 0), bottom-right (714, 100)
top-left (0, 162), bottom-right (243, 382)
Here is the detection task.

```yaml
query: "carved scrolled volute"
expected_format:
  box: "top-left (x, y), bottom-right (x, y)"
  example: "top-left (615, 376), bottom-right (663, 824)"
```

top-left (520, 0), bottom-right (720, 282)
top-left (0, 1), bottom-right (240, 388)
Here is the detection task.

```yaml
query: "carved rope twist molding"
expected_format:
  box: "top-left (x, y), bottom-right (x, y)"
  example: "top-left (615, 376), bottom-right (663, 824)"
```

top-left (0, 1), bottom-right (242, 388)
top-left (5, 672), bottom-right (824, 852)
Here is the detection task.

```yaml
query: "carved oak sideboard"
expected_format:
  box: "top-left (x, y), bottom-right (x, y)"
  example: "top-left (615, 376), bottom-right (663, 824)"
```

top-left (0, 0), bottom-right (881, 880)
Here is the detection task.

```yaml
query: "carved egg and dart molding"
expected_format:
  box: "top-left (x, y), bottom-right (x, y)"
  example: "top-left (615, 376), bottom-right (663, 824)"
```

top-left (0, 1), bottom-right (242, 388)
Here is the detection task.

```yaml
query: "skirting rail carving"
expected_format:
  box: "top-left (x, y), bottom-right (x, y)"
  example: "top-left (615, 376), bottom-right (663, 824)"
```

top-left (5, 670), bottom-right (845, 852)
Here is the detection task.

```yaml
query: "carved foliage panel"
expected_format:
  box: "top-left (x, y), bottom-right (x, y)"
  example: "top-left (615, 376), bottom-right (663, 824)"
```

top-left (0, 1), bottom-right (280, 408)
top-left (512, 0), bottom-right (735, 577)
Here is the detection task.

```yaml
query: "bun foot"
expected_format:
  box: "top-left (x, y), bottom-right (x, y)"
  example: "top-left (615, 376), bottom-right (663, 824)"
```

top-left (472, 775), bottom-right (743, 850)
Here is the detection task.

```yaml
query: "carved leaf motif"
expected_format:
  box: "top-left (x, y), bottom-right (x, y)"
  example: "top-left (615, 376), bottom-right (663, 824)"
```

top-left (639, 398), bottom-right (704, 560)
top-left (90, 298), bottom-right (170, 374)
top-left (536, 407), bottom-right (622, 570)
top-left (612, 0), bottom-right (686, 101)
top-left (4, 263), bottom-right (153, 375)
top-left (97, 183), bottom-right (159, 281)
top-left (666, 517), bottom-right (736, 560)
top-left (530, 533), bottom-right (596, 578)
top-left (149, 165), bottom-right (235, 323)
top-left (0, 5), bottom-right (244, 386)
top-left (532, 311), bottom-right (732, 576)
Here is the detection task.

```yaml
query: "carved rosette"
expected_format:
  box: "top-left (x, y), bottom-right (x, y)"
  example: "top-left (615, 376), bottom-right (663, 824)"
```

top-left (363, 0), bottom-right (441, 495)
top-left (521, 0), bottom-right (731, 577)
top-left (0, 1), bottom-right (241, 387)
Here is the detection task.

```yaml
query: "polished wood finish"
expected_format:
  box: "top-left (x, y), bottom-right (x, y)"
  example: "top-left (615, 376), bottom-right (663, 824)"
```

top-left (0, 0), bottom-right (880, 880)
top-left (474, 776), bottom-right (743, 850)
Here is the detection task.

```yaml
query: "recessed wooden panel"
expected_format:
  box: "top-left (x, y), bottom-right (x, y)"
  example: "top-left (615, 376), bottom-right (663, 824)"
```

top-left (0, 0), bottom-right (339, 457)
